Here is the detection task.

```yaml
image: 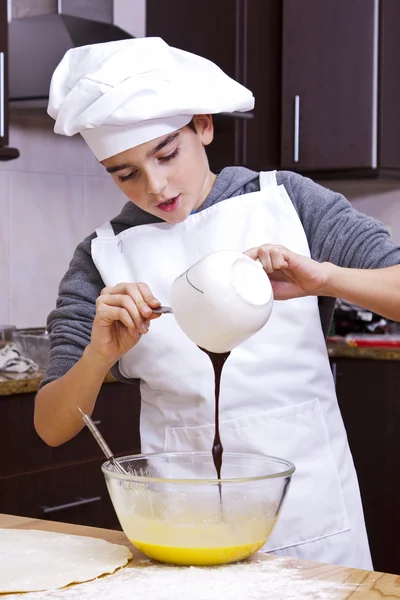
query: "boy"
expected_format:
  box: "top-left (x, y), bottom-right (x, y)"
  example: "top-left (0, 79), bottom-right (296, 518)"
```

top-left (35, 37), bottom-right (400, 569)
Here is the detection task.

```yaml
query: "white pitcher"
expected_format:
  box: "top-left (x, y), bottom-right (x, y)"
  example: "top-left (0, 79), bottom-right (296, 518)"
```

top-left (167, 250), bottom-right (273, 353)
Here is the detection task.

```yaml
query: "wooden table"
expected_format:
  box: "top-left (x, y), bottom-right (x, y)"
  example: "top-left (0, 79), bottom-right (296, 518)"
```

top-left (2, 513), bottom-right (400, 599)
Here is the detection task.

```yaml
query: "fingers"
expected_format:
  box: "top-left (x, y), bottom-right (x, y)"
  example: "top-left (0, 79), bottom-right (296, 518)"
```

top-left (137, 282), bottom-right (162, 314)
top-left (97, 293), bottom-right (149, 334)
top-left (244, 247), bottom-right (259, 261)
top-left (258, 245), bottom-right (289, 273)
top-left (245, 244), bottom-right (291, 273)
top-left (95, 302), bottom-right (142, 337)
top-left (98, 282), bottom-right (161, 335)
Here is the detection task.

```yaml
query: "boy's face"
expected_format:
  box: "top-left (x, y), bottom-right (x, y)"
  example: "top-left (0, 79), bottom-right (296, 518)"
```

top-left (102, 115), bottom-right (216, 224)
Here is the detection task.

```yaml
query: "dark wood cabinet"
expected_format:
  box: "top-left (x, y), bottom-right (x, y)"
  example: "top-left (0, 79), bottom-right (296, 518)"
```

top-left (0, 382), bottom-right (141, 479)
top-left (0, 381), bottom-right (141, 529)
top-left (331, 357), bottom-right (400, 574)
top-left (147, 0), bottom-right (237, 171)
top-left (281, 0), bottom-right (400, 177)
top-left (0, 0), bottom-right (18, 159)
top-left (147, 0), bottom-right (400, 177)
top-left (0, 459), bottom-right (120, 530)
top-left (244, 0), bottom-right (282, 173)
top-left (0, 0), bottom-right (9, 146)
top-left (146, 0), bottom-right (281, 172)
top-left (378, 0), bottom-right (400, 171)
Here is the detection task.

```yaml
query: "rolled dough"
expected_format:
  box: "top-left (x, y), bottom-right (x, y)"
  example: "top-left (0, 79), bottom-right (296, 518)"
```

top-left (0, 528), bottom-right (132, 593)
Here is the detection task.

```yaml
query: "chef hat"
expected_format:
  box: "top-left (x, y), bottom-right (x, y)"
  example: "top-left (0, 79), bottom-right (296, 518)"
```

top-left (47, 37), bottom-right (254, 161)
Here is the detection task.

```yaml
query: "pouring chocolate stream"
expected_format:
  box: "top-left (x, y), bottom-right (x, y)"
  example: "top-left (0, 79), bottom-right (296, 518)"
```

top-left (198, 348), bottom-right (231, 501)
top-left (155, 251), bottom-right (274, 499)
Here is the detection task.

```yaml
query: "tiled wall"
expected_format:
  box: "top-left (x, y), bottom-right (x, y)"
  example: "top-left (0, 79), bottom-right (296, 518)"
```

top-left (113, 0), bottom-right (146, 37)
top-left (0, 113), bottom-right (127, 327)
top-left (319, 179), bottom-right (400, 245)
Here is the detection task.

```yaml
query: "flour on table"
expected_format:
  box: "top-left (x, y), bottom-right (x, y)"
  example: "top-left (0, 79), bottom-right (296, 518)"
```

top-left (4, 552), bottom-right (357, 600)
top-left (0, 529), bottom-right (132, 593)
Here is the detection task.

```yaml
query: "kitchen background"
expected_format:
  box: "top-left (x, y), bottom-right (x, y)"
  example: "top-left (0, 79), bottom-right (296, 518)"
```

top-left (1, 0), bottom-right (400, 578)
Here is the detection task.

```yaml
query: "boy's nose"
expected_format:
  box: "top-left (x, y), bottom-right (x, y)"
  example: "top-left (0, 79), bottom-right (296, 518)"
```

top-left (145, 171), bottom-right (168, 195)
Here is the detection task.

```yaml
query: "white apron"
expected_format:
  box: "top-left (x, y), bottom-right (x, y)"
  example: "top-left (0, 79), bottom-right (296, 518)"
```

top-left (91, 171), bottom-right (372, 569)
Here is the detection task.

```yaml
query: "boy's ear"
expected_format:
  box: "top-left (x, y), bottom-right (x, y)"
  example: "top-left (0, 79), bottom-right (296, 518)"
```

top-left (193, 114), bottom-right (214, 146)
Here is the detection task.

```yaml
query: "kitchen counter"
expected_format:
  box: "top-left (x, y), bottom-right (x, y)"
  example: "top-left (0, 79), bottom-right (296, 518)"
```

top-left (327, 341), bottom-right (400, 361)
top-left (0, 369), bottom-right (48, 396)
top-left (1, 513), bottom-right (399, 599)
top-left (0, 369), bottom-right (116, 396)
top-left (1, 340), bottom-right (399, 397)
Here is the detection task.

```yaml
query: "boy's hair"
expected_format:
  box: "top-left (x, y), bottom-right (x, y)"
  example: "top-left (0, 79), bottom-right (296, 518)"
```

top-left (186, 119), bottom-right (197, 134)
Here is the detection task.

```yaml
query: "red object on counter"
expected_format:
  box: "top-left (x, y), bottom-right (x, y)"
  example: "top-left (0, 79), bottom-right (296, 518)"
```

top-left (327, 335), bottom-right (400, 348)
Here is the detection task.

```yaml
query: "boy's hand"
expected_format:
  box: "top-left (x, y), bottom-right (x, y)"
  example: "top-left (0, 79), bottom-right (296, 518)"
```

top-left (88, 282), bottom-right (161, 366)
top-left (245, 244), bottom-right (331, 300)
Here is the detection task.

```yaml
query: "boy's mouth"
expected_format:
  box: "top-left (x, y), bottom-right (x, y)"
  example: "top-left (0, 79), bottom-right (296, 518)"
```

top-left (157, 195), bottom-right (180, 212)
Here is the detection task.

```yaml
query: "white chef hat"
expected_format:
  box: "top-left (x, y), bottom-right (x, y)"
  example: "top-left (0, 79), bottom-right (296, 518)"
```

top-left (47, 37), bottom-right (254, 161)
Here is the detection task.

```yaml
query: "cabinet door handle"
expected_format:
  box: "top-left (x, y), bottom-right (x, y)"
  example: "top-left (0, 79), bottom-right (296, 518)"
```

top-left (41, 496), bottom-right (102, 515)
top-left (331, 361), bottom-right (337, 387)
top-left (0, 52), bottom-right (4, 139)
top-left (293, 95), bottom-right (300, 163)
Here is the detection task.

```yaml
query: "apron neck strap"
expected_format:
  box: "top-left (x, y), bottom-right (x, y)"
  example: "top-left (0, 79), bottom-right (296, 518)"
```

top-left (95, 221), bottom-right (115, 238)
top-left (259, 170), bottom-right (278, 191)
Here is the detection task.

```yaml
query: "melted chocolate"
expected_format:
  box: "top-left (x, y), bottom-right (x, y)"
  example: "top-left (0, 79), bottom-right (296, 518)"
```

top-left (199, 348), bottom-right (231, 500)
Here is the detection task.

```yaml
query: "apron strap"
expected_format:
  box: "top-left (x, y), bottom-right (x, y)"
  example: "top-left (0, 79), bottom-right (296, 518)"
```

top-left (95, 221), bottom-right (115, 238)
top-left (259, 170), bottom-right (278, 191)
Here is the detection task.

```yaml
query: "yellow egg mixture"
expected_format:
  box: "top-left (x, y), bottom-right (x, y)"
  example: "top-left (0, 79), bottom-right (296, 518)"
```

top-left (120, 514), bottom-right (277, 566)
top-left (131, 539), bottom-right (266, 565)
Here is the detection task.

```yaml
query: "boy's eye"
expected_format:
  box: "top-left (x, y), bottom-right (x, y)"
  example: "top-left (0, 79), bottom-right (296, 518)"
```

top-left (116, 147), bottom-right (179, 182)
top-left (159, 148), bottom-right (180, 163)
top-left (118, 171), bottom-right (138, 182)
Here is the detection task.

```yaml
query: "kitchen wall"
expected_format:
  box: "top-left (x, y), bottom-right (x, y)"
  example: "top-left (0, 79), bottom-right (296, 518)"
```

top-left (320, 180), bottom-right (400, 244)
top-left (0, 113), bottom-right (128, 327)
top-left (113, 0), bottom-right (145, 37)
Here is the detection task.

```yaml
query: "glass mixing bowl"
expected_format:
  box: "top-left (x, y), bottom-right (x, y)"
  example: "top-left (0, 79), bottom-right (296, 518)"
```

top-left (102, 452), bottom-right (295, 566)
